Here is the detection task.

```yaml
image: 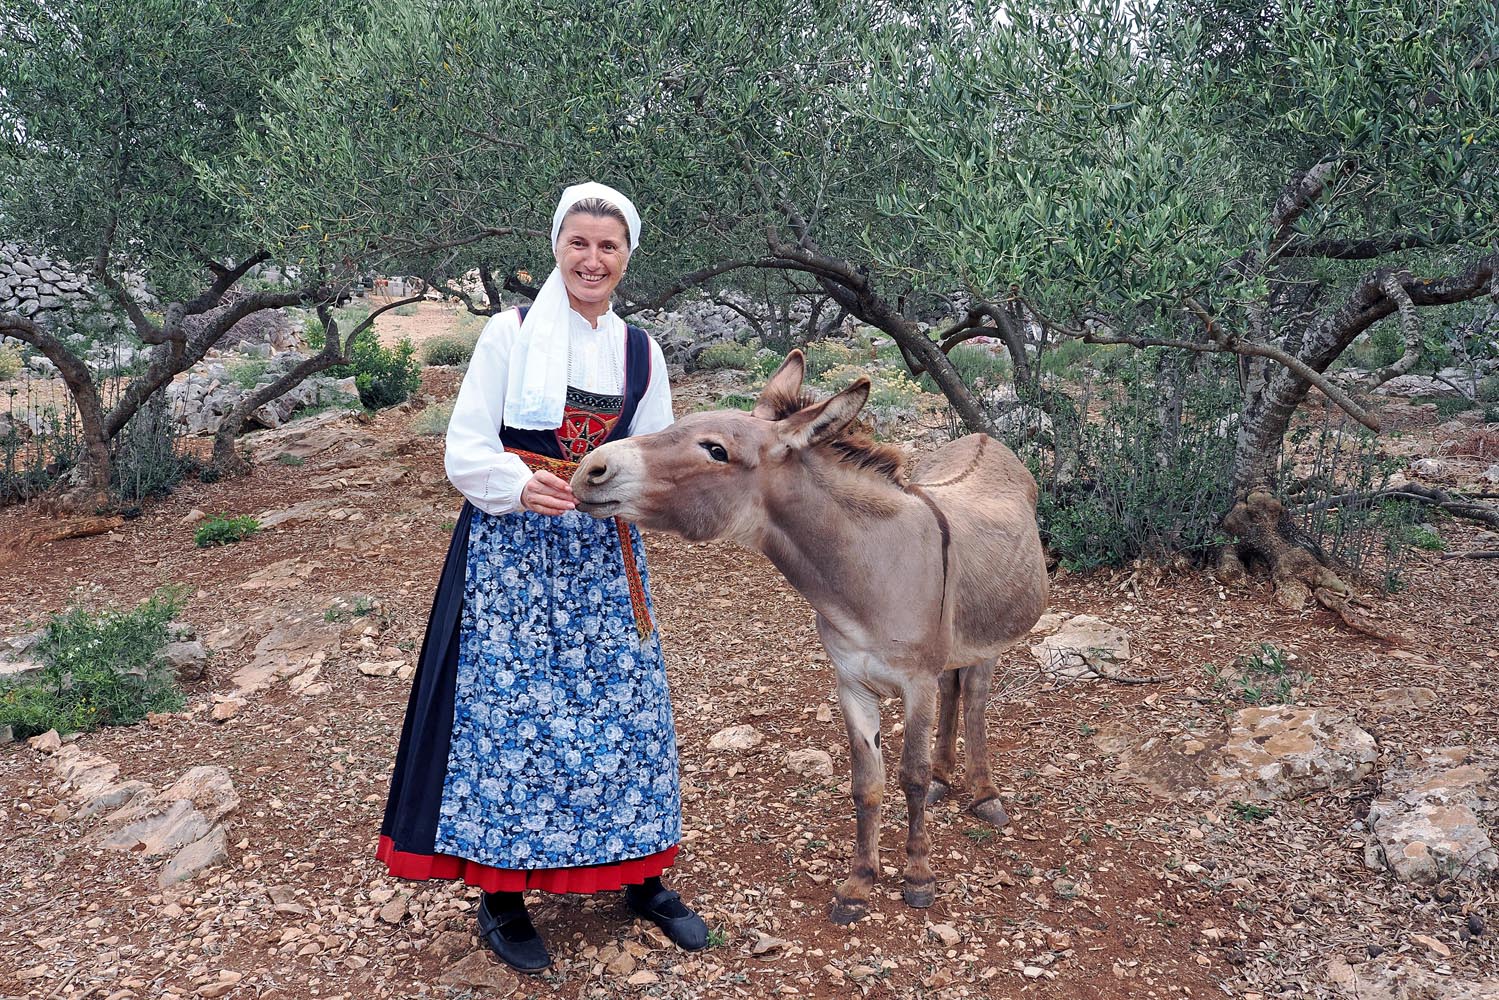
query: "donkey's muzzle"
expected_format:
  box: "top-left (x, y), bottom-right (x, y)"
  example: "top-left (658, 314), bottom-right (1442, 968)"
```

top-left (574, 450), bottom-right (615, 490)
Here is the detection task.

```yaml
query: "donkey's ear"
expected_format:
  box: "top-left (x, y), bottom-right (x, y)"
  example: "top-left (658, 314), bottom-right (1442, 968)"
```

top-left (780, 377), bottom-right (870, 450)
top-left (751, 350), bottom-right (807, 419)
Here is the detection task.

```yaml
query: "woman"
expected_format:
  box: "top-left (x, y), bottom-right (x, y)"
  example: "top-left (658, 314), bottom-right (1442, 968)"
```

top-left (378, 182), bottom-right (707, 974)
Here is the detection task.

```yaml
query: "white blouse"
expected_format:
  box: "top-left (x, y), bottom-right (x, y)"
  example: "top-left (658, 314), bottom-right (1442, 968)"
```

top-left (444, 307), bottom-right (674, 514)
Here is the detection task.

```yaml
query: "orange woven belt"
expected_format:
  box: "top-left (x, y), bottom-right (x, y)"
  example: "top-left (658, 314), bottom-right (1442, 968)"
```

top-left (512, 449), bottom-right (654, 642)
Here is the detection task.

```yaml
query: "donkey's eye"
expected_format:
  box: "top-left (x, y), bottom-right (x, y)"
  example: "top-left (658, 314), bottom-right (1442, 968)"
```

top-left (701, 441), bottom-right (729, 463)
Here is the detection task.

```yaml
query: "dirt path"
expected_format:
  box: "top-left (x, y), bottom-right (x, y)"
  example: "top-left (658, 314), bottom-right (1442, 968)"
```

top-left (0, 364), bottom-right (1495, 1000)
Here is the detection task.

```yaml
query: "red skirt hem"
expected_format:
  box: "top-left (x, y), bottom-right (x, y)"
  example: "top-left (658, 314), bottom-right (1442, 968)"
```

top-left (376, 835), bottom-right (680, 895)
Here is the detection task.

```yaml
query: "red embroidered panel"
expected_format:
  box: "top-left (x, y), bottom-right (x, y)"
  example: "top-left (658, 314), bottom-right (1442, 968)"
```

top-left (556, 404), bottom-right (620, 461)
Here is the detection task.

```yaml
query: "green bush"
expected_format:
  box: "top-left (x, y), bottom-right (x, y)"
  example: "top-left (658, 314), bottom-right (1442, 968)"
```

top-left (411, 401), bottom-right (454, 436)
top-left (697, 341), bottom-right (758, 370)
top-left (1280, 423), bottom-right (1420, 589)
top-left (0, 589), bottom-right (186, 739)
top-left (350, 335), bottom-right (421, 409)
top-left (110, 394), bottom-right (194, 507)
top-left (226, 357), bottom-right (270, 390)
top-left (0, 342), bottom-right (22, 380)
top-left (194, 514), bottom-right (260, 547)
top-left (919, 343), bottom-right (1012, 394)
top-left (421, 332), bottom-right (479, 367)
top-left (1013, 351), bottom-right (1240, 570)
top-left (1037, 338), bottom-right (1098, 376)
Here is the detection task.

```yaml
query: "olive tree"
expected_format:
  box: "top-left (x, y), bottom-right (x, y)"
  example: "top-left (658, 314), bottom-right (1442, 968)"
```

top-left (858, 0), bottom-right (1499, 609)
top-left (0, 0), bottom-right (377, 501)
top-left (217, 0), bottom-right (1012, 431)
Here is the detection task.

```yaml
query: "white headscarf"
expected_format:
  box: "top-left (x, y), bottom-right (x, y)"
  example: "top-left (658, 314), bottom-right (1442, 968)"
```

top-left (503, 181), bottom-right (642, 431)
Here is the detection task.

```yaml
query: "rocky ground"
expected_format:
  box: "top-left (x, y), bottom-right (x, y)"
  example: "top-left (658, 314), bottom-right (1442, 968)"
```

top-left (1, 343), bottom-right (1497, 1000)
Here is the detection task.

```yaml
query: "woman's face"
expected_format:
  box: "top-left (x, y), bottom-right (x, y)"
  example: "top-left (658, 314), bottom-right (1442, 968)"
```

top-left (554, 212), bottom-right (631, 317)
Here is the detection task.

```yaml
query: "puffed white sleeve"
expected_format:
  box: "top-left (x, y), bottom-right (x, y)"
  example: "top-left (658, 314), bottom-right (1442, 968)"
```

top-left (628, 336), bottom-right (675, 435)
top-left (444, 311), bottom-right (533, 514)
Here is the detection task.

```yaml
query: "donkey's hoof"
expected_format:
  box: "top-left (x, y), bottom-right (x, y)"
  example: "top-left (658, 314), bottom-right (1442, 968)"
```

top-left (924, 779), bottom-right (952, 807)
top-left (829, 897), bottom-right (869, 925)
top-left (903, 881), bottom-right (936, 909)
top-left (970, 797), bottom-right (1010, 828)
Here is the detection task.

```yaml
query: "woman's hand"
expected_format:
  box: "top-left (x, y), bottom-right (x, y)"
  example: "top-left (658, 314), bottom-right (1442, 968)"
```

top-left (521, 470), bottom-right (577, 515)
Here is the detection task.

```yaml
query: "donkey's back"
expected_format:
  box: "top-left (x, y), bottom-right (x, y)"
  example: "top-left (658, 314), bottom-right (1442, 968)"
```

top-left (913, 433), bottom-right (1048, 662)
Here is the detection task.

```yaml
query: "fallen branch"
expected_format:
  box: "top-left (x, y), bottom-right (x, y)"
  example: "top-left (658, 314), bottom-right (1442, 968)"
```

top-left (1293, 484), bottom-right (1499, 529)
top-left (1441, 550), bottom-right (1499, 560)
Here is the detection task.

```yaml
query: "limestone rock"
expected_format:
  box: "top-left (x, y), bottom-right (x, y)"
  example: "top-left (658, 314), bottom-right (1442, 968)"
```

top-left (161, 640), bottom-right (209, 682)
top-left (28, 729), bottom-right (62, 753)
top-left (1029, 614), bottom-right (1131, 681)
top-left (1373, 687), bottom-right (1437, 710)
top-left (1408, 458), bottom-right (1450, 479)
top-left (159, 826), bottom-right (228, 887)
top-left (209, 697), bottom-right (245, 723)
top-left (708, 724), bottom-right (764, 751)
top-left (1210, 707), bottom-right (1377, 801)
top-left (1326, 956), bottom-right (1499, 999)
top-left (1366, 750), bottom-right (1495, 884)
top-left (438, 951), bottom-right (518, 996)
top-left (786, 748), bottom-right (835, 778)
top-left (1375, 374), bottom-right (1467, 398)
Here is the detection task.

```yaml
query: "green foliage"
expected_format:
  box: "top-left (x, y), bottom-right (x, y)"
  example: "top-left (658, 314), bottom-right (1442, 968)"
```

top-left (696, 342), bottom-right (758, 371)
top-left (411, 402), bottom-right (454, 436)
top-left (1403, 524), bottom-right (1445, 552)
top-left (0, 343), bottom-right (22, 380)
top-left (1279, 422), bottom-right (1420, 586)
top-left (1038, 340), bottom-right (1099, 378)
top-left (273, 452), bottom-right (305, 466)
top-left (226, 357), bottom-right (271, 390)
top-left (349, 334), bottom-right (421, 410)
top-left (1229, 800), bottom-right (1275, 823)
top-left (109, 394), bottom-right (193, 507)
top-left (324, 595), bottom-right (376, 622)
top-left (0, 588), bottom-right (186, 739)
top-left (420, 332), bottom-right (479, 367)
top-left (193, 515), bottom-right (260, 548)
top-left (1015, 351), bottom-right (1241, 570)
top-left (1207, 643), bottom-right (1303, 705)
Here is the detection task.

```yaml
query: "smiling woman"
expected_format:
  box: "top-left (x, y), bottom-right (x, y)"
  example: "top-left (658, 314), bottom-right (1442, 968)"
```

top-left (376, 182), bottom-right (708, 975)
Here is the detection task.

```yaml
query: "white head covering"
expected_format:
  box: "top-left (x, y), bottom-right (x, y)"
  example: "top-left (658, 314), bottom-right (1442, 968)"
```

top-left (503, 182), bottom-right (641, 430)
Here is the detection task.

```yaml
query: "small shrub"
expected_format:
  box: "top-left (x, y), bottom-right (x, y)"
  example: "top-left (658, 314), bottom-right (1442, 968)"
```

top-left (421, 332), bottom-right (479, 367)
top-left (1037, 338), bottom-right (1097, 376)
top-left (194, 514), bottom-right (260, 547)
top-left (1434, 395), bottom-right (1475, 418)
top-left (1229, 800), bottom-right (1275, 823)
top-left (1403, 524), bottom-right (1445, 552)
top-left (0, 588), bottom-right (186, 739)
top-left (0, 342), bottom-right (22, 380)
top-left (1206, 643), bottom-right (1302, 705)
top-left (804, 341), bottom-right (861, 379)
top-left (697, 342), bottom-right (758, 371)
top-left (392, 303), bottom-right (420, 317)
top-left (110, 393), bottom-right (193, 506)
top-left (273, 452), bottom-right (305, 466)
top-left (225, 357), bottom-right (270, 390)
top-left (1014, 350), bottom-right (1241, 570)
top-left (350, 334), bottom-right (421, 410)
top-left (411, 402), bottom-right (454, 436)
top-left (324, 594), bottom-right (377, 622)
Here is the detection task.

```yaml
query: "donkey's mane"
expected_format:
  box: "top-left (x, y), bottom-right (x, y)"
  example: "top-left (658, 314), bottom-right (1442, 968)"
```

top-left (759, 385), bottom-right (908, 487)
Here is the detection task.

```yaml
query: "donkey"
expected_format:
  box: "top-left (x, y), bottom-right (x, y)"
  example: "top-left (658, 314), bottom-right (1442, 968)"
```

top-left (570, 351), bottom-right (1049, 923)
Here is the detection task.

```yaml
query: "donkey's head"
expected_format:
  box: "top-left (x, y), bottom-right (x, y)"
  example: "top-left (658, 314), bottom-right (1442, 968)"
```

top-left (571, 351), bottom-right (895, 543)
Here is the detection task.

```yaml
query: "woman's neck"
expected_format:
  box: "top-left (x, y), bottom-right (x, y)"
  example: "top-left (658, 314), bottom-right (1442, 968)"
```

top-left (567, 297), bottom-right (610, 328)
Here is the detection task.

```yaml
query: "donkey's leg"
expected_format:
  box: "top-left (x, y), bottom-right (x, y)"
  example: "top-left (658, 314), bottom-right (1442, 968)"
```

top-left (831, 681), bottom-right (884, 925)
top-left (898, 676), bottom-right (939, 908)
top-left (961, 659), bottom-right (1010, 827)
top-left (926, 668), bottom-right (961, 807)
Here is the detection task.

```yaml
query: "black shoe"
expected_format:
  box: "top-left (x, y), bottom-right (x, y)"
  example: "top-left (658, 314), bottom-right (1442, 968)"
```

top-left (476, 895), bottom-right (551, 974)
top-left (625, 883), bottom-right (709, 951)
